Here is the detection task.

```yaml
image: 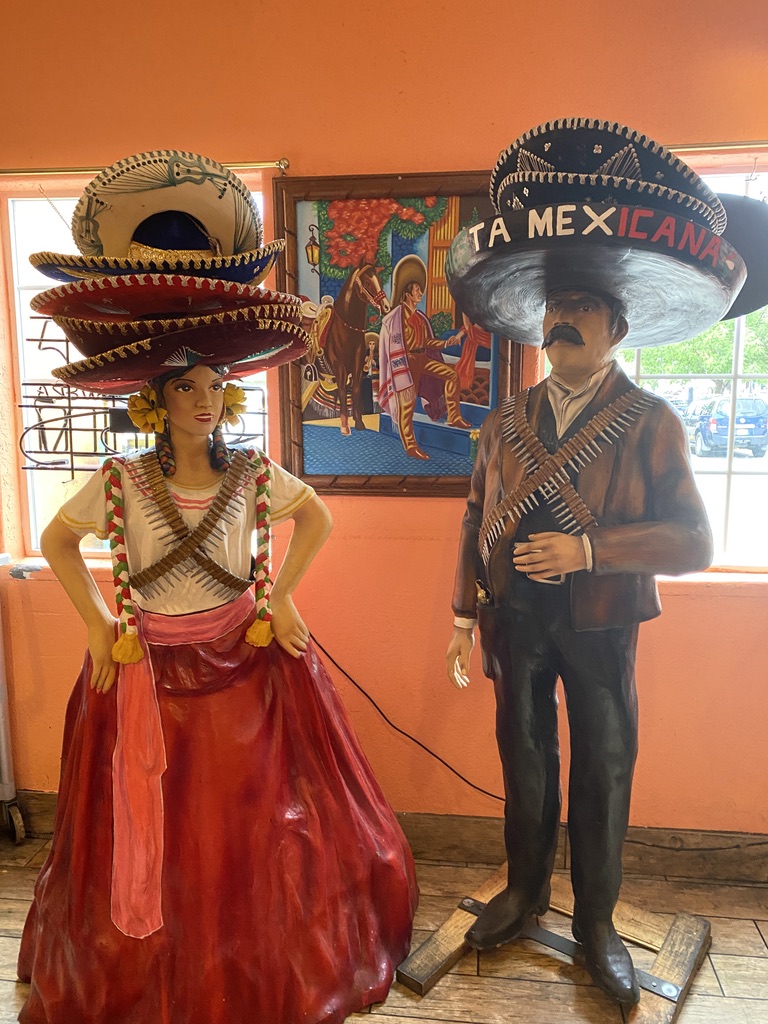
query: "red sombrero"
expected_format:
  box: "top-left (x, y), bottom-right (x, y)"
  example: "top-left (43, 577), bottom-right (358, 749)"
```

top-left (32, 274), bottom-right (301, 323)
top-left (51, 316), bottom-right (309, 396)
top-left (52, 300), bottom-right (303, 358)
top-left (31, 150), bottom-right (309, 389)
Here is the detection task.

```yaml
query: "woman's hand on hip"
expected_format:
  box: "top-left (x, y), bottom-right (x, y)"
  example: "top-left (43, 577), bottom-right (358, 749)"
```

top-left (88, 618), bottom-right (119, 694)
top-left (271, 595), bottom-right (310, 658)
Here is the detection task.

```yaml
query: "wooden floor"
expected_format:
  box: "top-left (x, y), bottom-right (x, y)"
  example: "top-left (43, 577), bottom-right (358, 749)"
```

top-left (2, 837), bottom-right (767, 1023)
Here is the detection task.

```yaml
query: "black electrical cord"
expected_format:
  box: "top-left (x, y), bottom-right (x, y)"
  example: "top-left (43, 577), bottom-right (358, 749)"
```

top-left (310, 634), bottom-right (504, 803)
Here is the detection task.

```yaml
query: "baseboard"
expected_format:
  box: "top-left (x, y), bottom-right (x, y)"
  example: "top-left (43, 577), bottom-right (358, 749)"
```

top-left (18, 793), bottom-right (766, 883)
top-left (17, 790), bottom-right (57, 837)
top-left (396, 811), bottom-right (768, 883)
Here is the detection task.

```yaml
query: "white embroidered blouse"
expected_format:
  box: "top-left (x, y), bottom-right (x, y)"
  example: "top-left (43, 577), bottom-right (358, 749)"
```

top-left (58, 452), bottom-right (314, 615)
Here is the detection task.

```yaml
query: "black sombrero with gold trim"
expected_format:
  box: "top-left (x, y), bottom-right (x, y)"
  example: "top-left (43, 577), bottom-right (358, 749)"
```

top-left (447, 118), bottom-right (768, 347)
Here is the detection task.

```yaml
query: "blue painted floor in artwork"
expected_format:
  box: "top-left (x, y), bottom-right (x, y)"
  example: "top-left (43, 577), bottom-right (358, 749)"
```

top-left (302, 423), bottom-right (475, 477)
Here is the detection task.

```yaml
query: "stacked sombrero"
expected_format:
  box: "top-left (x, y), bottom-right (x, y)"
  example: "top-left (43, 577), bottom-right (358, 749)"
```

top-left (32, 150), bottom-right (309, 394)
top-left (447, 118), bottom-right (768, 347)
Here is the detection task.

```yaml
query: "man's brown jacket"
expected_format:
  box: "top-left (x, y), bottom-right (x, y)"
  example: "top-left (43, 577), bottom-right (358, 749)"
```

top-left (452, 363), bottom-right (713, 631)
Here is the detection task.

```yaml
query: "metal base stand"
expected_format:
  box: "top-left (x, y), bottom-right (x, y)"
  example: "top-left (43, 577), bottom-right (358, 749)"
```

top-left (397, 864), bottom-right (710, 1022)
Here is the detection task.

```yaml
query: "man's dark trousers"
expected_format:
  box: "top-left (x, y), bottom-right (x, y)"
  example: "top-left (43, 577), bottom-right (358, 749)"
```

top-left (479, 580), bottom-right (639, 921)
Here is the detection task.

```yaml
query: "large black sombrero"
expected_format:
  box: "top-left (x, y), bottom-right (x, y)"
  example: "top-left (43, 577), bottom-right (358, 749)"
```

top-left (447, 118), bottom-right (768, 347)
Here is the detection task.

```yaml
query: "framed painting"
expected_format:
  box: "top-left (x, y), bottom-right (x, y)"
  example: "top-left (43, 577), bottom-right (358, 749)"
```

top-left (274, 172), bottom-right (522, 496)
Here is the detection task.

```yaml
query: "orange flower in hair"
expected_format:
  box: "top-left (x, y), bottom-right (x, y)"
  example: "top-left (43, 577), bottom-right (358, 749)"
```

top-left (222, 383), bottom-right (247, 426)
top-left (127, 385), bottom-right (168, 433)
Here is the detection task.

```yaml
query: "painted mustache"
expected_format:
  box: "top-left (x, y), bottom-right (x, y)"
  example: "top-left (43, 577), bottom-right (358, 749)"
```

top-left (543, 324), bottom-right (585, 349)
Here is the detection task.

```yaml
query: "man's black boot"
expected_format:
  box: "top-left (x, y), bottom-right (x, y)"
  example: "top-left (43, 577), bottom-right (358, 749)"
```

top-left (572, 916), bottom-right (641, 1007)
top-left (465, 885), bottom-right (549, 950)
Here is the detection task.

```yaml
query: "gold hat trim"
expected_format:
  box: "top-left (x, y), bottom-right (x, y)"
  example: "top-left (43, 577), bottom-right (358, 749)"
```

top-left (52, 319), bottom-right (309, 380)
top-left (54, 302), bottom-right (302, 337)
top-left (31, 272), bottom-right (302, 315)
top-left (30, 239), bottom-right (284, 279)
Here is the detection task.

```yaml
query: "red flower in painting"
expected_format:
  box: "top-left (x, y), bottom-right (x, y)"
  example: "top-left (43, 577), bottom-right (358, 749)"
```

top-left (324, 199), bottom-right (425, 268)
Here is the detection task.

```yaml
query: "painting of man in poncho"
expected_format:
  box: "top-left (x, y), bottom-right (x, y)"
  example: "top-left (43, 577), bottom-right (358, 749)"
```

top-left (296, 192), bottom-right (499, 477)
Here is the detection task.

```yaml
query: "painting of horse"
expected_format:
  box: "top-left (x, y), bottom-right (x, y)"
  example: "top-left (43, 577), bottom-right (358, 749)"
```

top-left (317, 261), bottom-right (390, 435)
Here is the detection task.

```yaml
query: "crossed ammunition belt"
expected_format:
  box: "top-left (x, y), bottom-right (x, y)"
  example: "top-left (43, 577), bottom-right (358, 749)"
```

top-left (128, 449), bottom-right (260, 600)
top-left (478, 385), bottom-right (657, 565)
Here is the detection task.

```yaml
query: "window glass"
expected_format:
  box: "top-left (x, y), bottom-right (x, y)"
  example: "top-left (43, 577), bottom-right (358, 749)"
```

top-left (619, 170), bottom-right (768, 568)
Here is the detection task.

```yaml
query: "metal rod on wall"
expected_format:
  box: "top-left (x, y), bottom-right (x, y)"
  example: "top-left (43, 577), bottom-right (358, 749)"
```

top-left (0, 158), bottom-right (291, 176)
top-left (669, 141), bottom-right (768, 153)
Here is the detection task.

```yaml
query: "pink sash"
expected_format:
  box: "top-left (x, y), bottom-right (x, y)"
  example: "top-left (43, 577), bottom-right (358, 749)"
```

top-left (111, 590), bottom-right (255, 937)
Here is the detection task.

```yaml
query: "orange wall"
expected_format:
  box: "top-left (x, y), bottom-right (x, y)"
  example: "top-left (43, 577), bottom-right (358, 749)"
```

top-left (0, 1), bottom-right (766, 174)
top-left (1, 1), bottom-right (767, 834)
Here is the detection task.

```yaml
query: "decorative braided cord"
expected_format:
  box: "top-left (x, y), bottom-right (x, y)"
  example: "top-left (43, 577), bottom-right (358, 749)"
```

top-left (249, 449), bottom-right (272, 624)
top-left (478, 385), bottom-right (658, 564)
top-left (102, 457), bottom-right (138, 636)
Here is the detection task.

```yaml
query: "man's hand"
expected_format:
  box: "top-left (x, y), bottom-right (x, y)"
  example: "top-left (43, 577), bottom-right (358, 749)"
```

top-left (271, 594), bottom-right (310, 658)
top-left (446, 626), bottom-right (475, 689)
top-left (513, 532), bottom-right (587, 581)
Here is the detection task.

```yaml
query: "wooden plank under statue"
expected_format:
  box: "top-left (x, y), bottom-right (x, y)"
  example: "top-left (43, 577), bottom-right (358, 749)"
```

top-left (397, 864), bottom-right (711, 1022)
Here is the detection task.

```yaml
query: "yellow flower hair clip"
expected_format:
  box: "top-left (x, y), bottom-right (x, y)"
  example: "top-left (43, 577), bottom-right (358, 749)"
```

top-left (127, 385), bottom-right (168, 433)
top-left (222, 383), bottom-right (247, 426)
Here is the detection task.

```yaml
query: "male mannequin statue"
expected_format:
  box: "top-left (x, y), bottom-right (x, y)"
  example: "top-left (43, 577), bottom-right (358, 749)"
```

top-left (440, 117), bottom-right (768, 1007)
top-left (446, 285), bottom-right (711, 1006)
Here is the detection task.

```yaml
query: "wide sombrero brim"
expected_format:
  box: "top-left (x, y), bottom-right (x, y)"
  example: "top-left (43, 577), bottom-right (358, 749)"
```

top-left (30, 240), bottom-right (284, 285)
top-left (32, 273), bottom-right (301, 324)
top-left (718, 194), bottom-right (768, 320)
top-left (53, 301), bottom-right (304, 359)
top-left (446, 202), bottom-right (747, 347)
top-left (51, 316), bottom-right (310, 395)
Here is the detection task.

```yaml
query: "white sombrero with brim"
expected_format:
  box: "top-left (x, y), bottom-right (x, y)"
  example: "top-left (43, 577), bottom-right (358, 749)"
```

top-left (30, 150), bottom-right (311, 388)
top-left (447, 118), bottom-right (768, 347)
top-left (32, 150), bottom-right (283, 285)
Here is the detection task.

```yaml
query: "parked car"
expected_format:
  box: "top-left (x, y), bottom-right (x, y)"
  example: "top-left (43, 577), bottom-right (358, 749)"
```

top-left (684, 397), bottom-right (768, 457)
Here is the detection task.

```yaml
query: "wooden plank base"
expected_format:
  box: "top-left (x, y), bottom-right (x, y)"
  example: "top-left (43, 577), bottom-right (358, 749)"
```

top-left (630, 913), bottom-right (711, 1023)
top-left (396, 865), bottom-right (507, 995)
top-left (398, 863), bottom-right (711, 1022)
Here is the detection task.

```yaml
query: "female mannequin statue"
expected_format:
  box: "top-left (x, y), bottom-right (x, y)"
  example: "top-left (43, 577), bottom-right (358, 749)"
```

top-left (18, 363), bottom-right (417, 1024)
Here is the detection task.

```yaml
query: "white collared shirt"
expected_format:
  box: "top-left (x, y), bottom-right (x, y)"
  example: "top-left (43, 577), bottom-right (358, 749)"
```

top-left (547, 361), bottom-right (614, 438)
top-left (545, 361), bottom-right (615, 571)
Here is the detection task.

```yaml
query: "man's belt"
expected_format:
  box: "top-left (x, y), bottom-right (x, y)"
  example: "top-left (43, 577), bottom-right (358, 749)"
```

top-left (478, 386), bottom-right (657, 564)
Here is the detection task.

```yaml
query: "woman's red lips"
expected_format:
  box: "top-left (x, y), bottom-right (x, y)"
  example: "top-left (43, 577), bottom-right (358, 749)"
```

top-left (195, 414), bottom-right (213, 421)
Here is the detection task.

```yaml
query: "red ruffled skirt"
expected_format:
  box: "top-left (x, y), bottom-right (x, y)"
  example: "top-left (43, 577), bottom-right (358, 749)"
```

top-left (18, 610), bottom-right (417, 1024)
